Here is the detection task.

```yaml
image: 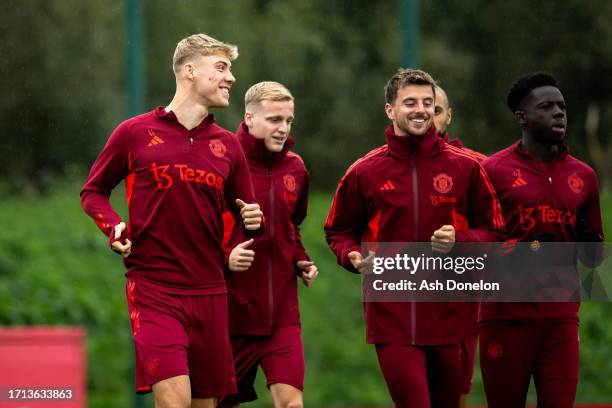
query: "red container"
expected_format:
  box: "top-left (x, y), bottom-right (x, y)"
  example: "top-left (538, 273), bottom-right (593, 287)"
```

top-left (0, 326), bottom-right (86, 408)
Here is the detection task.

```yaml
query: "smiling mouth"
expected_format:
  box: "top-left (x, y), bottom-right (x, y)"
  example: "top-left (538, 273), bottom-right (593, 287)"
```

top-left (410, 117), bottom-right (428, 126)
top-left (271, 136), bottom-right (286, 143)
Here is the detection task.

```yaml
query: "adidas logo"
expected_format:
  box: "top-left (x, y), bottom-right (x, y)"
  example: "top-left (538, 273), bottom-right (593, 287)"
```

top-left (512, 176), bottom-right (527, 187)
top-left (380, 180), bottom-right (395, 191)
top-left (147, 129), bottom-right (165, 147)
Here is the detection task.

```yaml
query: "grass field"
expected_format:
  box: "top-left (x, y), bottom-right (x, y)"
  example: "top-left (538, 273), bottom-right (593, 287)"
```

top-left (1, 181), bottom-right (611, 406)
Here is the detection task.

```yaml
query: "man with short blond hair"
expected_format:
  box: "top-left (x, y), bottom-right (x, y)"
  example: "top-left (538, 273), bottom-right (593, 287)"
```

top-left (172, 33), bottom-right (239, 74)
top-left (81, 33), bottom-right (263, 408)
top-left (325, 68), bottom-right (504, 408)
top-left (244, 80), bottom-right (294, 108)
top-left (219, 81), bottom-right (318, 408)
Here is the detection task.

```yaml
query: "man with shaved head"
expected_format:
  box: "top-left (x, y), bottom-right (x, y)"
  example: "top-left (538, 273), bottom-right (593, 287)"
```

top-left (433, 85), bottom-right (485, 408)
top-left (434, 85), bottom-right (486, 161)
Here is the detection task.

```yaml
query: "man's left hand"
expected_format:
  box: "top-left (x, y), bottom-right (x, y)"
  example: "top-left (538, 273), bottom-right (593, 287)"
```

top-left (297, 260), bottom-right (319, 287)
top-left (431, 225), bottom-right (455, 254)
top-left (236, 198), bottom-right (263, 230)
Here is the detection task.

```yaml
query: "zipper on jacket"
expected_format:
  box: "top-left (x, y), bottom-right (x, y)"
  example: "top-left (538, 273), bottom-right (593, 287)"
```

top-left (188, 130), bottom-right (195, 151)
top-left (268, 168), bottom-right (275, 331)
top-left (411, 161), bottom-right (419, 345)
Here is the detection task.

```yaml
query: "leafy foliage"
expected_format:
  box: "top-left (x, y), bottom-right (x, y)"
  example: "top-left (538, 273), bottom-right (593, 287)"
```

top-left (4, 1), bottom-right (612, 192)
top-left (1, 185), bottom-right (612, 406)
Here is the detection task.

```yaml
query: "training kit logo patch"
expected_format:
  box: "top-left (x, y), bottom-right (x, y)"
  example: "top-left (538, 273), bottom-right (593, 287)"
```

top-left (433, 173), bottom-right (453, 194)
top-left (147, 129), bottom-right (165, 147)
top-left (209, 139), bottom-right (227, 158)
top-left (512, 169), bottom-right (527, 187)
top-left (567, 173), bottom-right (584, 194)
top-left (146, 358), bottom-right (159, 375)
top-left (379, 180), bottom-right (396, 191)
top-left (487, 342), bottom-right (503, 360)
top-left (284, 174), bottom-right (297, 192)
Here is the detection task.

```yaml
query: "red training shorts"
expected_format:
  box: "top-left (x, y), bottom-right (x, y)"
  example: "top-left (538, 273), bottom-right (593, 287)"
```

top-left (126, 278), bottom-right (236, 399)
top-left (217, 325), bottom-right (304, 407)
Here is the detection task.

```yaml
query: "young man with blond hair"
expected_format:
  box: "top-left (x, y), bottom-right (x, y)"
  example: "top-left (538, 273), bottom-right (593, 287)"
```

top-left (81, 33), bottom-right (263, 408)
top-left (218, 81), bottom-right (318, 408)
top-left (325, 69), bottom-right (505, 408)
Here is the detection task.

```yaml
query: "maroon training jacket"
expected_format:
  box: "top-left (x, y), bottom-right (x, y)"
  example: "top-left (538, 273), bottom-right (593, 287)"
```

top-left (81, 108), bottom-right (259, 294)
top-left (325, 125), bottom-right (505, 345)
top-left (440, 131), bottom-right (487, 338)
top-left (223, 123), bottom-right (310, 335)
top-left (480, 141), bottom-right (604, 324)
top-left (440, 132), bottom-right (487, 162)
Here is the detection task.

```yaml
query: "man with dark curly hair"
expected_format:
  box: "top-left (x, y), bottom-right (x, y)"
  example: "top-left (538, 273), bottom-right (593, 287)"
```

top-left (479, 72), bottom-right (604, 407)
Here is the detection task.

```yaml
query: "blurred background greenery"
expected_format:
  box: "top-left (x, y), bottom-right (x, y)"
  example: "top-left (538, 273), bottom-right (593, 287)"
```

top-left (2, 0), bottom-right (612, 406)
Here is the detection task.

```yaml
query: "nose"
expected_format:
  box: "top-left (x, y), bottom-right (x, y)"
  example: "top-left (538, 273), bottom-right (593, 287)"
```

top-left (226, 70), bottom-right (236, 85)
top-left (414, 100), bottom-right (429, 113)
top-left (552, 104), bottom-right (565, 118)
top-left (278, 121), bottom-right (289, 135)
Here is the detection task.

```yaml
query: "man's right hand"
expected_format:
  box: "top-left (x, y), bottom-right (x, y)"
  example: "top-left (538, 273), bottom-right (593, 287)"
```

top-left (110, 222), bottom-right (131, 258)
top-left (229, 239), bottom-right (255, 272)
top-left (348, 250), bottom-right (375, 274)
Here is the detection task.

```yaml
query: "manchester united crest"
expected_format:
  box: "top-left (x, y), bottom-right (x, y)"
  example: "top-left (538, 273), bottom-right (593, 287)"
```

top-left (209, 139), bottom-right (227, 158)
top-left (283, 174), bottom-right (297, 192)
top-left (487, 342), bottom-right (503, 360)
top-left (567, 173), bottom-right (584, 194)
top-left (433, 173), bottom-right (453, 194)
top-left (146, 358), bottom-right (159, 375)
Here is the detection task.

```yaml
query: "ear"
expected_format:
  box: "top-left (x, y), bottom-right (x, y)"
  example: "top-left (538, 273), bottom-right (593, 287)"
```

top-left (447, 107), bottom-right (453, 126)
top-left (384, 103), bottom-right (394, 121)
top-left (515, 110), bottom-right (526, 125)
top-left (244, 111), bottom-right (254, 128)
top-left (184, 63), bottom-right (196, 80)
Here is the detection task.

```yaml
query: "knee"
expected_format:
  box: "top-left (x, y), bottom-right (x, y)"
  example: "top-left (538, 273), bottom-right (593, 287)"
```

top-left (154, 393), bottom-right (191, 408)
top-left (156, 400), bottom-right (190, 408)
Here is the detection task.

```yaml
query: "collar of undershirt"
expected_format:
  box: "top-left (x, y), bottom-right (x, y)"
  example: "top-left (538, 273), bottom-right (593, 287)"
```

top-left (154, 106), bottom-right (216, 133)
top-left (236, 121), bottom-right (294, 167)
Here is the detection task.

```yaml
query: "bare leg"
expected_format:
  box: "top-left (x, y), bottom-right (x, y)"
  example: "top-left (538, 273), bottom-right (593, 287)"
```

top-left (191, 397), bottom-right (217, 408)
top-left (459, 394), bottom-right (468, 408)
top-left (270, 383), bottom-right (303, 408)
top-left (152, 375), bottom-right (191, 408)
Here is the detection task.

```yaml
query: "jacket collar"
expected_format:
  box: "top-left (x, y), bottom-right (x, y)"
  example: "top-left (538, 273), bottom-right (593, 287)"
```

top-left (236, 122), bottom-right (294, 166)
top-left (155, 106), bottom-right (215, 132)
top-left (512, 139), bottom-right (569, 163)
top-left (385, 124), bottom-right (443, 160)
top-left (439, 131), bottom-right (465, 149)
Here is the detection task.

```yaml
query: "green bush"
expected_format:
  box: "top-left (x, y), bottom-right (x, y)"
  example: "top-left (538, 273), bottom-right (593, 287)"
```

top-left (1, 185), bottom-right (611, 406)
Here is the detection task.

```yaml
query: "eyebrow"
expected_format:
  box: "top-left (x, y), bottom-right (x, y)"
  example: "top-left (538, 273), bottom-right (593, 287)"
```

top-left (537, 99), bottom-right (565, 106)
top-left (214, 60), bottom-right (231, 69)
top-left (266, 114), bottom-right (294, 120)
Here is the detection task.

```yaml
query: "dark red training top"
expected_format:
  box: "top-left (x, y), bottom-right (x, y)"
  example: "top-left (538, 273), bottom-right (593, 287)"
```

top-left (223, 123), bottom-right (310, 335)
top-left (480, 141), bottom-right (604, 324)
top-left (81, 108), bottom-right (259, 294)
top-left (325, 124), bottom-right (505, 345)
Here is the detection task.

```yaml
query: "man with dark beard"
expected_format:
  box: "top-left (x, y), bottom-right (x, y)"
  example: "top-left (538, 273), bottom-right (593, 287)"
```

top-left (325, 68), bottom-right (505, 408)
